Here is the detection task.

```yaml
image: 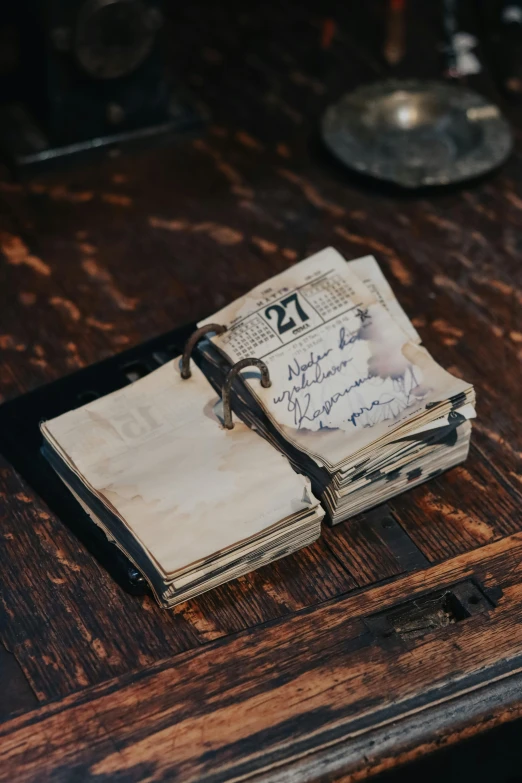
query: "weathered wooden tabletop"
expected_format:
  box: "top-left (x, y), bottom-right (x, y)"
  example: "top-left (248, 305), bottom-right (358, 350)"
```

top-left (0, 2), bottom-right (521, 781)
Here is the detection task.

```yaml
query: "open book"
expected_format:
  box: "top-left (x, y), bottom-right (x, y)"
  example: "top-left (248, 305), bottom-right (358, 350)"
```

top-left (41, 248), bottom-right (474, 606)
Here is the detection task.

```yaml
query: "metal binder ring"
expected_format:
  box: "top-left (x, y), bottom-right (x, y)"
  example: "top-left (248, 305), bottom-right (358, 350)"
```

top-left (222, 358), bottom-right (271, 430)
top-left (180, 323), bottom-right (227, 379)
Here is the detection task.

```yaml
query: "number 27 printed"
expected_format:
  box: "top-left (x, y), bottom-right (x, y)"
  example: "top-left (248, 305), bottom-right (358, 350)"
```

top-left (264, 293), bottom-right (309, 335)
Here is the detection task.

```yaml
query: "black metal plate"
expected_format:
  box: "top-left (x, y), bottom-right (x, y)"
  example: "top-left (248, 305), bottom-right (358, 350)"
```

top-left (0, 321), bottom-right (196, 594)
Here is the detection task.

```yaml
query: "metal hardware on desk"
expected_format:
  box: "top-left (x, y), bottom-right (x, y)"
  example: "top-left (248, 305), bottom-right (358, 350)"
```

top-left (222, 358), bottom-right (271, 431)
top-left (180, 324), bottom-right (227, 380)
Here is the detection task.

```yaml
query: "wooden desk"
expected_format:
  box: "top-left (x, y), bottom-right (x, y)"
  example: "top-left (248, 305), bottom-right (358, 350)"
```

top-left (0, 2), bottom-right (521, 780)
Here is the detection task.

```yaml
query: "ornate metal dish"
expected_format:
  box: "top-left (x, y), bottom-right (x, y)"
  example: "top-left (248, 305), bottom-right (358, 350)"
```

top-left (322, 79), bottom-right (512, 188)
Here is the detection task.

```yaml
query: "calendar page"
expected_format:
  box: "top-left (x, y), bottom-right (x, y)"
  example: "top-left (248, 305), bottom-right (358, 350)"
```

top-left (204, 249), bottom-right (371, 363)
top-left (200, 248), bottom-right (469, 464)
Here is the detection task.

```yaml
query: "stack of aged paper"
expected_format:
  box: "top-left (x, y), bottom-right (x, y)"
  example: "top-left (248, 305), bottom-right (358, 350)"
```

top-left (41, 246), bottom-right (475, 607)
top-left (41, 361), bottom-right (324, 607)
top-left (199, 248), bottom-right (475, 525)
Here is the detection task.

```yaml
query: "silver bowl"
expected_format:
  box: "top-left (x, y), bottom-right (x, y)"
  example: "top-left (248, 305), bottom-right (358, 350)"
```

top-left (322, 79), bottom-right (513, 188)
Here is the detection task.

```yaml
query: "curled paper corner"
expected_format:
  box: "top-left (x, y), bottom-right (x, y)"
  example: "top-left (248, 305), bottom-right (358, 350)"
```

top-left (208, 397), bottom-right (225, 426)
top-left (301, 481), bottom-right (314, 506)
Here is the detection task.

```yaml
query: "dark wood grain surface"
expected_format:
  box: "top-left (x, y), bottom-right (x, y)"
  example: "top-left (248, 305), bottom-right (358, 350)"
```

top-left (0, 1), bottom-right (521, 780)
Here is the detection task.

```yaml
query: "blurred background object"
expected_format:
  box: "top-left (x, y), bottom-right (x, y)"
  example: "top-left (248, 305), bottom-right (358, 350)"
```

top-left (0, 0), bottom-right (200, 174)
top-left (384, 0), bottom-right (406, 66)
top-left (485, 0), bottom-right (522, 97)
top-left (0, 0), bottom-right (519, 181)
top-left (322, 78), bottom-right (512, 188)
top-left (321, 0), bottom-right (514, 189)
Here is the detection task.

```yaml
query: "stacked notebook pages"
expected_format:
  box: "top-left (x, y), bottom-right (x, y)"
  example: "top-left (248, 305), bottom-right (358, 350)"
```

top-left (41, 247), bottom-right (475, 607)
top-left (199, 248), bottom-right (475, 525)
top-left (41, 361), bottom-right (324, 608)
